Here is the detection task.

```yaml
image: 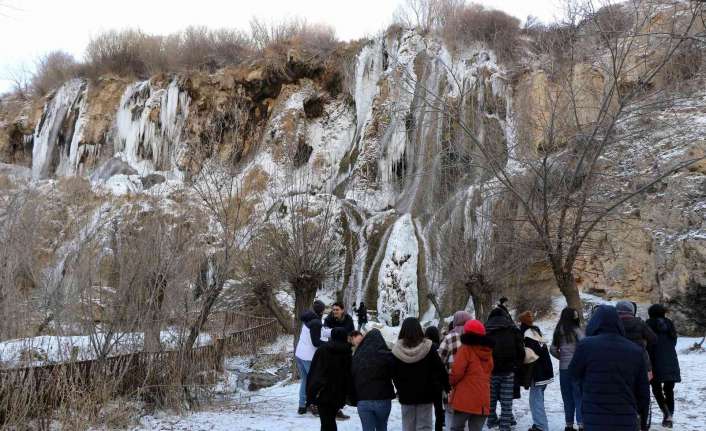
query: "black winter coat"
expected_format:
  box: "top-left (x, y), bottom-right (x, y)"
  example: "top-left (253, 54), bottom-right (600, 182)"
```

top-left (324, 313), bottom-right (355, 335)
top-left (647, 317), bottom-right (681, 383)
top-left (354, 304), bottom-right (368, 324)
top-left (301, 310), bottom-right (324, 347)
top-left (306, 329), bottom-right (353, 409)
top-left (620, 315), bottom-right (657, 372)
top-left (485, 314), bottom-right (525, 375)
top-left (392, 340), bottom-right (449, 405)
top-left (521, 323), bottom-right (554, 386)
top-left (351, 329), bottom-right (395, 404)
top-left (569, 305), bottom-right (650, 431)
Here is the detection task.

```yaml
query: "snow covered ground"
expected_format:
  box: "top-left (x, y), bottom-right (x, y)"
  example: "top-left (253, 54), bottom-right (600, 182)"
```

top-left (135, 296), bottom-right (706, 431)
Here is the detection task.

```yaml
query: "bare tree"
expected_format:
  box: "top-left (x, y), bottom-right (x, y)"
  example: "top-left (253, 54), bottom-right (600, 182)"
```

top-left (256, 189), bottom-right (343, 347)
top-left (405, 0), bottom-right (706, 316)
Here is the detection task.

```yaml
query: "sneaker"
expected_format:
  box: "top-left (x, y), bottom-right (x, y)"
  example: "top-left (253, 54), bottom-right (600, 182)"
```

top-left (336, 410), bottom-right (350, 420)
top-left (662, 416), bottom-right (673, 428)
top-left (309, 405), bottom-right (319, 416)
top-left (297, 407), bottom-right (307, 415)
top-left (486, 421), bottom-right (498, 429)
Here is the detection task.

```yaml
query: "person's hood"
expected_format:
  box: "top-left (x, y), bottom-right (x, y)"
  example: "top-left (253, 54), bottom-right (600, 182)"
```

top-left (648, 317), bottom-right (672, 334)
top-left (485, 313), bottom-right (515, 332)
top-left (586, 305), bottom-right (625, 337)
top-left (616, 300), bottom-right (636, 316)
top-left (452, 311), bottom-right (472, 334)
top-left (648, 304), bottom-right (667, 319)
top-left (392, 338), bottom-right (432, 364)
top-left (324, 327), bottom-right (352, 354)
top-left (353, 329), bottom-right (389, 363)
top-left (300, 310), bottom-right (321, 324)
top-left (460, 332), bottom-right (496, 349)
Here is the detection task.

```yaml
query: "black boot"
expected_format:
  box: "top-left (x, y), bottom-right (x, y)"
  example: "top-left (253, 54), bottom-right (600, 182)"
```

top-left (297, 407), bottom-right (307, 415)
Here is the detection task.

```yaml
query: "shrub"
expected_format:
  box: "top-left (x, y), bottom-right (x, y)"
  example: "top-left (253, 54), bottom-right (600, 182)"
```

top-left (31, 51), bottom-right (79, 96)
top-left (442, 4), bottom-right (521, 62)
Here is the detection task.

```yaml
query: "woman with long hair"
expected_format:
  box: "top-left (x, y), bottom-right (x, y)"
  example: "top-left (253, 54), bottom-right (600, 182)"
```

top-left (392, 318), bottom-right (448, 431)
top-left (550, 307), bottom-right (584, 431)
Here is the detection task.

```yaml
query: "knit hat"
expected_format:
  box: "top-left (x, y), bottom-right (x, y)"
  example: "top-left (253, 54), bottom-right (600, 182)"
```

top-left (313, 300), bottom-right (326, 316)
top-left (616, 300), bottom-right (636, 316)
top-left (518, 311), bottom-right (534, 326)
top-left (452, 311), bottom-right (473, 333)
top-left (463, 319), bottom-right (486, 336)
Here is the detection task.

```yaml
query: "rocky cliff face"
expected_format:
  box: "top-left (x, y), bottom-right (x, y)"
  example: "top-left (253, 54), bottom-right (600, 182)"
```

top-left (0, 28), bottom-right (704, 331)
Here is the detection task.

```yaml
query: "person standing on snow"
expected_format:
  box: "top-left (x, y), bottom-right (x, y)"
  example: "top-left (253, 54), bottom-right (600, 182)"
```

top-left (424, 326), bottom-right (445, 431)
top-left (354, 301), bottom-right (369, 331)
top-left (438, 311), bottom-right (472, 431)
top-left (485, 307), bottom-right (525, 431)
top-left (519, 311), bottom-right (554, 431)
top-left (307, 327), bottom-right (354, 431)
top-left (393, 317), bottom-right (449, 431)
top-left (325, 302), bottom-right (355, 335)
top-left (448, 319), bottom-right (495, 431)
top-left (295, 300), bottom-right (326, 415)
top-left (550, 307), bottom-right (584, 431)
top-left (646, 304), bottom-right (681, 429)
top-left (569, 305), bottom-right (650, 431)
top-left (351, 329), bottom-right (396, 431)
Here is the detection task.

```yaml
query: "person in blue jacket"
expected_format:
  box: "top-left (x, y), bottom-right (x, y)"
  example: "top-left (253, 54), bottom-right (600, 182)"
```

top-left (569, 305), bottom-right (650, 431)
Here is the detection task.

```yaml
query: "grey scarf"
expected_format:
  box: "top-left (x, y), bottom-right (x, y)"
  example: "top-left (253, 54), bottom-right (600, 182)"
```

top-left (392, 339), bottom-right (432, 364)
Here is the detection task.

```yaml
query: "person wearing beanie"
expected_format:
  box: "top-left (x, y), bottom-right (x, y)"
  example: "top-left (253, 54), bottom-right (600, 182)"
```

top-left (448, 320), bottom-right (495, 431)
top-left (520, 311), bottom-right (554, 431)
top-left (438, 311), bottom-right (473, 429)
top-left (307, 327), bottom-right (354, 431)
top-left (485, 307), bottom-right (525, 431)
top-left (295, 300), bottom-right (326, 414)
top-left (569, 305), bottom-right (650, 431)
top-left (615, 301), bottom-right (656, 429)
top-left (646, 304), bottom-right (681, 428)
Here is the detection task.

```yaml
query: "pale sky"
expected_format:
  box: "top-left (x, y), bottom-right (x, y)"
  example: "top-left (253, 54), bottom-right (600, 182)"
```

top-left (0, 0), bottom-right (561, 94)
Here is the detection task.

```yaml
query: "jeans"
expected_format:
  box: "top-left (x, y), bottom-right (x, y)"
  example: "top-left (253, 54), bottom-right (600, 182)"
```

top-left (450, 412), bottom-right (486, 431)
top-left (488, 372), bottom-right (515, 431)
top-left (295, 356), bottom-right (312, 408)
top-left (444, 405), bottom-right (454, 431)
top-left (319, 403), bottom-right (338, 431)
top-left (560, 369), bottom-right (583, 426)
top-left (358, 399), bottom-right (392, 431)
top-left (401, 403), bottom-right (433, 431)
top-left (529, 385), bottom-right (549, 431)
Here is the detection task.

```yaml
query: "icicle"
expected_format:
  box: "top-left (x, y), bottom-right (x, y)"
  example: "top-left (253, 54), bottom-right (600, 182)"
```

top-left (113, 79), bottom-right (189, 177)
top-left (31, 79), bottom-right (88, 179)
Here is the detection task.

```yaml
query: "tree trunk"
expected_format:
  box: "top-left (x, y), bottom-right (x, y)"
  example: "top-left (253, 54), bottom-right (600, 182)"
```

top-left (292, 277), bottom-right (319, 350)
top-left (254, 282), bottom-right (294, 334)
top-left (186, 279), bottom-right (224, 350)
top-left (556, 270), bottom-right (583, 322)
top-left (466, 276), bottom-right (493, 322)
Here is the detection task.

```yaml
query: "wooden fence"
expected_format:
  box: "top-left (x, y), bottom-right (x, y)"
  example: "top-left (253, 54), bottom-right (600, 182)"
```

top-left (0, 313), bottom-right (279, 424)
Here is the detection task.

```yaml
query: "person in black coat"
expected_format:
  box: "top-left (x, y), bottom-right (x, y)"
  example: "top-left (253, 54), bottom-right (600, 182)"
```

top-left (485, 308), bottom-right (524, 431)
top-left (324, 302), bottom-right (355, 335)
top-left (569, 305), bottom-right (651, 431)
top-left (354, 302), bottom-right (369, 331)
top-left (646, 304), bottom-right (681, 428)
top-left (392, 317), bottom-right (449, 431)
top-left (352, 329), bottom-right (396, 431)
top-left (424, 326), bottom-right (445, 431)
top-left (307, 327), bottom-right (353, 431)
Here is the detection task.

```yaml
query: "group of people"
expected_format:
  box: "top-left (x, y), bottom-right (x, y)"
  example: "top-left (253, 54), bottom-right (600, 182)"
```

top-left (294, 297), bottom-right (681, 431)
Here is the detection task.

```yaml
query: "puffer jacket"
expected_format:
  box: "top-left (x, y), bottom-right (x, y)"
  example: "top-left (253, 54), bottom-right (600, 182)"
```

top-left (569, 305), bottom-right (650, 431)
top-left (485, 311), bottom-right (525, 375)
top-left (449, 332), bottom-right (495, 415)
top-left (306, 328), bottom-right (353, 409)
top-left (351, 329), bottom-right (396, 404)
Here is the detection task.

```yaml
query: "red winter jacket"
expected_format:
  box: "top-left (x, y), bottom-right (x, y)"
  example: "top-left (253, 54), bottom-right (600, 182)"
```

top-left (449, 332), bottom-right (495, 415)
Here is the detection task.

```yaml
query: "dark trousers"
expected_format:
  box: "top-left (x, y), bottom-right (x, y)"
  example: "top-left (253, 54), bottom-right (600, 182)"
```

top-left (318, 403), bottom-right (338, 431)
top-left (433, 392), bottom-right (445, 431)
top-left (651, 381), bottom-right (676, 415)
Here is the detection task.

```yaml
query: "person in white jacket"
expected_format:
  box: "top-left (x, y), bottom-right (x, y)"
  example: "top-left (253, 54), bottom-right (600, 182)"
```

top-left (295, 300), bottom-right (326, 414)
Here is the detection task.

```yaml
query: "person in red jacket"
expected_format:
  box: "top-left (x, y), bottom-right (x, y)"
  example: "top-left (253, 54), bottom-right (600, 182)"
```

top-left (449, 319), bottom-right (495, 431)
